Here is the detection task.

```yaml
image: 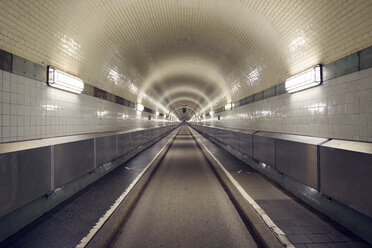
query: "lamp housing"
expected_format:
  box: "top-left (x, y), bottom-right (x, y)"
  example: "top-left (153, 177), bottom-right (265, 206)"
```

top-left (47, 66), bottom-right (84, 94)
top-left (285, 65), bottom-right (322, 93)
top-left (225, 102), bottom-right (234, 111)
top-left (136, 103), bottom-right (144, 112)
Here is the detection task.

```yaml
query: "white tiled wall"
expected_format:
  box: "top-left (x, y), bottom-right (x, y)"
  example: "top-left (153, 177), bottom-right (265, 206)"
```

top-left (201, 67), bottom-right (372, 142)
top-left (0, 70), bottom-right (170, 144)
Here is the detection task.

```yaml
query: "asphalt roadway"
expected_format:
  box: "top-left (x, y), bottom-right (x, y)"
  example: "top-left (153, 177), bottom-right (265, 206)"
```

top-left (110, 126), bottom-right (258, 248)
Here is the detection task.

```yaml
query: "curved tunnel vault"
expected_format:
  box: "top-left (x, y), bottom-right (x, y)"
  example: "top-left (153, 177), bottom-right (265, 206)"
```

top-left (1, 1), bottom-right (372, 247)
top-left (0, 0), bottom-right (372, 120)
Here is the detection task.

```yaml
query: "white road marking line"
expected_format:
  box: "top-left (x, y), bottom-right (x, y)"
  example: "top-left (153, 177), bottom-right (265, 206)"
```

top-left (192, 131), bottom-right (294, 248)
top-left (76, 130), bottom-right (178, 248)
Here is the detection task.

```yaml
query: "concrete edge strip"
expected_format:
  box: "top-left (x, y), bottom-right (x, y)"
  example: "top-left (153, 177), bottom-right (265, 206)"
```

top-left (76, 128), bottom-right (179, 248)
top-left (190, 128), bottom-right (294, 248)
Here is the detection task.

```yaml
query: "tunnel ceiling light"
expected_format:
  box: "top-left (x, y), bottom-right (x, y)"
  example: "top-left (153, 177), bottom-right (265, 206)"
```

top-left (225, 102), bottom-right (233, 111)
top-left (136, 103), bottom-right (144, 112)
top-left (285, 65), bottom-right (322, 93)
top-left (47, 66), bottom-right (84, 94)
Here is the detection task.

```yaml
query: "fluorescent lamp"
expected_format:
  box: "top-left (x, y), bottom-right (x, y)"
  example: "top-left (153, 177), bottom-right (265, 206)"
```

top-left (136, 103), bottom-right (144, 112)
top-left (156, 111), bottom-right (159, 116)
top-left (47, 66), bottom-right (84, 93)
top-left (225, 102), bottom-right (233, 111)
top-left (285, 65), bottom-right (322, 93)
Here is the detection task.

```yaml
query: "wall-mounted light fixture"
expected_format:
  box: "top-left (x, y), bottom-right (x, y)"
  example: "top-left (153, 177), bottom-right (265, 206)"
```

top-left (156, 111), bottom-right (159, 116)
top-left (47, 66), bottom-right (84, 94)
top-left (285, 65), bottom-right (322, 93)
top-left (225, 102), bottom-right (234, 111)
top-left (209, 111), bottom-right (214, 116)
top-left (136, 103), bottom-right (144, 112)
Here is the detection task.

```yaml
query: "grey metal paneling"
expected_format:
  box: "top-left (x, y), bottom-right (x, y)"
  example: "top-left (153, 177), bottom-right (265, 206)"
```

top-left (263, 86), bottom-right (276, 99)
top-left (360, 46), bottom-right (372, 70)
top-left (129, 131), bottom-right (140, 149)
top-left (220, 129), bottom-right (230, 144)
top-left (253, 132), bottom-right (280, 167)
top-left (0, 50), bottom-right (12, 71)
top-left (54, 139), bottom-right (94, 188)
top-left (320, 140), bottom-right (372, 218)
top-left (229, 131), bottom-right (240, 150)
top-left (215, 128), bottom-right (223, 142)
top-left (253, 91), bottom-right (263, 102)
top-left (323, 53), bottom-right (359, 80)
top-left (12, 55), bottom-right (46, 82)
top-left (0, 147), bottom-right (51, 217)
top-left (275, 82), bottom-right (287, 96)
top-left (238, 131), bottom-right (255, 157)
top-left (0, 125), bottom-right (177, 219)
top-left (276, 134), bottom-right (327, 189)
top-left (118, 133), bottom-right (131, 156)
top-left (95, 135), bottom-right (117, 166)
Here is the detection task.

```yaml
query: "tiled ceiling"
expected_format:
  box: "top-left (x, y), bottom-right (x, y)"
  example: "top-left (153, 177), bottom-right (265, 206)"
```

top-left (1, 0), bottom-right (371, 117)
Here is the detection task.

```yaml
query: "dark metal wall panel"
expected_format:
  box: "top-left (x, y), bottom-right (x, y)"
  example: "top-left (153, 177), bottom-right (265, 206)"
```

top-left (54, 140), bottom-right (94, 188)
top-left (213, 128), bottom-right (222, 142)
top-left (320, 144), bottom-right (372, 218)
top-left (275, 82), bottom-right (287, 96)
top-left (220, 129), bottom-right (230, 144)
top-left (146, 129), bottom-right (153, 142)
top-left (0, 147), bottom-right (51, 217)
top-left (276, 140), bottom-right (318, 189)
top-left (0, 50), bottom-right (12, 71)
top-left (0, 126), bottom-right (176, 219)
top-left (129, 131), bottom-right (141, 149)
top-left (12, 55), bottom-right (46, 82)
top-left (238, 132), bottom-right (254, 157)
top-left (253, 91), bottom-right (263, 102)
top-left (263, 86), bottom-right (276, 99)
top-left (360, 46), bottom-right (372, 70)
top-left (95, 135), bottom-right (117, 166)
top-left (117, 133), bottom-right (131, 156)
top-left (226, 130), bottom-right (235, 149)
top-left (210, 127), bottom-right (216, 137)
top-left (323, 53), bottom-right (359, 81)
top-left (252, 132), bottom-right (279, 167)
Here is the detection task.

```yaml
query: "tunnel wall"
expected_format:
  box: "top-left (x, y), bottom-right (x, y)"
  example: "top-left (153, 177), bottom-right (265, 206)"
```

top-left (201, 67), bottom-right (372, 142)
top-left (190, 124), bottom-right (372, 243)
top-left (0, 69), bottom-right (172, 144)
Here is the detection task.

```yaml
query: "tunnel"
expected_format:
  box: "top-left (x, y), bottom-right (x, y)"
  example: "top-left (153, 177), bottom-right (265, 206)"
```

top-left (0, 1), bottom-right (372, 247)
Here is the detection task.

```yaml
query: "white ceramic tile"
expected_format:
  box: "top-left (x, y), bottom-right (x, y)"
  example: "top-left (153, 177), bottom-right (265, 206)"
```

top-left (2, 103), bottom-right (10, 115)
top-left (2, 92), bottom-right (10, 103)
top-left (201, 67), bottom-right (372, 142)
top-left (0, 70), bottom-right (171, 143)
top-left (10, 93), bottom-right (17, 104)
